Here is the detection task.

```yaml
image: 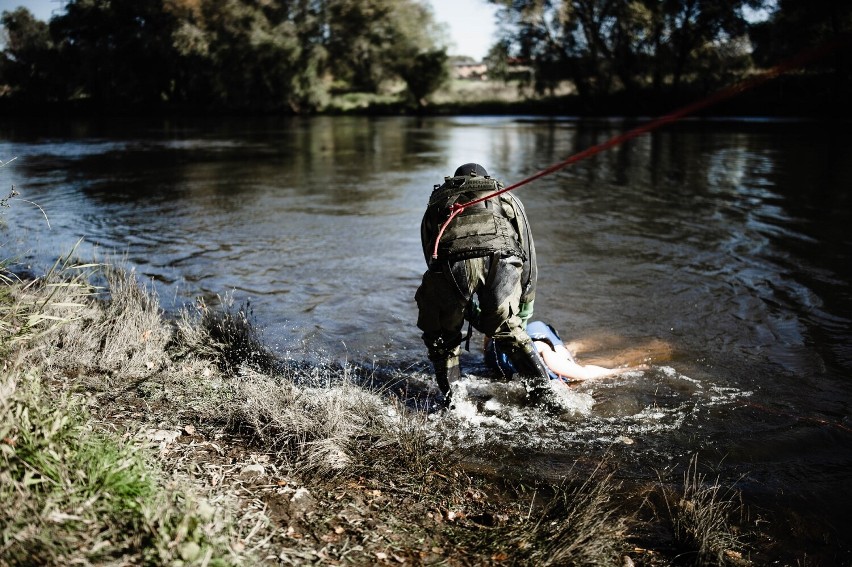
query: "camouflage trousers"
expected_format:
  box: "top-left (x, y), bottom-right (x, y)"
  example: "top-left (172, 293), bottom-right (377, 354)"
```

top-left (415, 254), bottom-right (546, 395)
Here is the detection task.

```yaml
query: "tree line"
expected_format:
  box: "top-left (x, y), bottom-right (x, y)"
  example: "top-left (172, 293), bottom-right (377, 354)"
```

top-left (1, 0), bottom-right (850, 115)
top-left (485, 0), bottom-right (851, 113)
top-left (0, 0), bottom-right (449, 112)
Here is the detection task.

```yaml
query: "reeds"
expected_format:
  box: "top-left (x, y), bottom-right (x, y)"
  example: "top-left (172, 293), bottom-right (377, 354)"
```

top-left (474, 466), bottom-right (630, 566)
top-left (649, 454), bottom-right (745, 566)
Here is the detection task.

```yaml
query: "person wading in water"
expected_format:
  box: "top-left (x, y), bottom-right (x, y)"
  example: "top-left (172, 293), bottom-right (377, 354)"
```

top-left (415, 163), bottom-right (550, 407)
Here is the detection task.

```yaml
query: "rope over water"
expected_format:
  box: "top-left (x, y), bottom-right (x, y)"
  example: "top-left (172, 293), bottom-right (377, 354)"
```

top-left (432, 33), bottom-right (852, 260)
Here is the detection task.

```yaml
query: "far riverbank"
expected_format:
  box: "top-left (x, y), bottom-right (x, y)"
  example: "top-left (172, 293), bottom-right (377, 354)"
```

top-left (1, 73), bottom-right (848, 120)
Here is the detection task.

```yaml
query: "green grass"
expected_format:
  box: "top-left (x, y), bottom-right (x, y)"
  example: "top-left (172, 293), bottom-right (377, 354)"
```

top-left (0, 261), bottom-right (240, 566)
top-left (1, 170), bottom-right (241, 563)
top-left (0, 370), bottom-right (238, 565)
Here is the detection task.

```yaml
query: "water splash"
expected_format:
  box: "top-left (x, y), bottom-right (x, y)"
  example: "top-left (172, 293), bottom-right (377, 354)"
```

top-left (429, 365), bottom-right (752, 456)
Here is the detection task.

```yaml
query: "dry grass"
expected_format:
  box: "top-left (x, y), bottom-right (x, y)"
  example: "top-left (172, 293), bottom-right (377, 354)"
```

top-left (1, 262), bottom-right (240, 566)
top-left (21, 263), bottom-right (171, 381)
top-left (643, 455), bottom-right (746, 567)
top-left (459, 466), bottom-right (630, 567)
top-left (1, 249), bottom-right (94, 359)
top-left (175, 296), bottom-right (278, 375)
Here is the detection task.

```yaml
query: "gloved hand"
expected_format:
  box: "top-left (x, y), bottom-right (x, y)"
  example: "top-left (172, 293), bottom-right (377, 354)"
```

top-left (465, 297), bottom-right (482, 329)
top-left (518, 300), bottom-right (534, 328)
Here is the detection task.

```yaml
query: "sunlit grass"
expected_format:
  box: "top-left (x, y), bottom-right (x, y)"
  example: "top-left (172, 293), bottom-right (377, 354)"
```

top-left (652, 455), bottom-right (745, 566)
top-left (0, 369), bottom-right (237, 565)
top-left (467, 466), bottom-right (630, 566)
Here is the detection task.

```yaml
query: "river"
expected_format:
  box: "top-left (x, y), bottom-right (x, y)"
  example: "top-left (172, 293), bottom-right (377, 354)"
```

top-left (2, 114), bottom-right (851, 563)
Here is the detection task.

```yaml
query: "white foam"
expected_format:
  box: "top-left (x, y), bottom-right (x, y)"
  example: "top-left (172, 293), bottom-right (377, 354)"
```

top-left (425, 365), bottom-right (754, 453)
top-left (548, 381), bottom-right (596, 415)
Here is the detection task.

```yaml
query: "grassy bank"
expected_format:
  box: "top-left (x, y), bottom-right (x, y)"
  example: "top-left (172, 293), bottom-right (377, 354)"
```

top-left (320, 74), bottom-right (850, 118)
top-left (1, 258), bottom-right (760, 566)
top-left (4, 71), bottom-right (847, 120)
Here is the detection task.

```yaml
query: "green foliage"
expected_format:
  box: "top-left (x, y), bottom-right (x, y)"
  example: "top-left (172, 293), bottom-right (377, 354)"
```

top-left (191, 0), bottom-right (311, 111)
top-left (48, 0), bottom-right (182, 105)
top-left (0, 371), bottom-right (235, 566)
top-left (0, 8), bottom-right (54, 100)
top-left (0, 0), bottom-right (446, 113)
top-left (488, 0), bottom-right (769, 106)
top-left (325, 0), bottom-right (444, 94)
top-left (397, 49), bottom-right (450, 106)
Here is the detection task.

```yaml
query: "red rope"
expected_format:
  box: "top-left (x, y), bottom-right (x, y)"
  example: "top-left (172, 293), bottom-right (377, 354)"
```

top-left (431, 34), bottom-right (851, 260)
top-left (739, 400), bottom-right (852, 435)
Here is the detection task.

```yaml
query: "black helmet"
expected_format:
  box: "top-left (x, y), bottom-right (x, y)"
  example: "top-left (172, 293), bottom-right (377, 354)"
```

top-left (454, 163), bottom-right (488, 177)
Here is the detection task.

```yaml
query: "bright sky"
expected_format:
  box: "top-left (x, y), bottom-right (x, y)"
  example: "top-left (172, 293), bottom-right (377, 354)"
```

top-left (428, 0), bottom-right (499, 60)
top-left (0, 0), bottom-right (54, 21)
top-left (1, 0), bottom-right (499, 60)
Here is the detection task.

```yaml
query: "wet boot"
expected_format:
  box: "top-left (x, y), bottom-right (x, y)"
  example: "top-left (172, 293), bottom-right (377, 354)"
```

top-left (497, 338), bottom-right (555, 408)
top-left (431, 356), bottom-right (461, 409)
top-left (498, 338), bottom-right (548, 380)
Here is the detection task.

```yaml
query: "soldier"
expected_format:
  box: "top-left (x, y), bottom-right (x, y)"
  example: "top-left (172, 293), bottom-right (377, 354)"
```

top-left (415, 163), bottom-right (549, 405)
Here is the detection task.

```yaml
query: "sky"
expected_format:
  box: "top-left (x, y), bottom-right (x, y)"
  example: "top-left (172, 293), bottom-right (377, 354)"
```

top-left (427, 0), bottom-right (499, 60)
top-left (0, 0), bottom-right (55, 21)
top-left (1, 0), bottom-right (499, 61)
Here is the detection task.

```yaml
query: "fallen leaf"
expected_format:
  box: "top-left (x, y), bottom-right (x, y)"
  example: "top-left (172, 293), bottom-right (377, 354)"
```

top-left (147, 429), bottom-right (180, 444)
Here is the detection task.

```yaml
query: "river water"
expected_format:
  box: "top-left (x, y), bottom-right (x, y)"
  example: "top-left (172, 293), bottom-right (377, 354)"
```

top-left (2, 115), bottom-right (851, 562)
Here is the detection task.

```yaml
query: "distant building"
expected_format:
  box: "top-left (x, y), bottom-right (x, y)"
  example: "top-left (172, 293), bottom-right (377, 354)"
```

top-left (450, 56), bottom-right (488, 80)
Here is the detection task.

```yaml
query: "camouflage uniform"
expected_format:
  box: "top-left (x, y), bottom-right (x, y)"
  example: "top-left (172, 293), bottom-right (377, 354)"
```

top-left (415, 164), bottom-right (549, 399)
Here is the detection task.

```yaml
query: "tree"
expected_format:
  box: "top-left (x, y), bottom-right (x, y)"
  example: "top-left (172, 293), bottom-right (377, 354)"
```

top-left (749, 0), bottom-right (851, 111)
top-left (0, 0), bottom-right (447, 113)
top-left (323, 0), bottom-right (446, 94)
top-left (396, 49), bottom-right (449, 107)
top-left (0, 8), bottom-right (56, 100)
top-left (750, 0), bottom-right (852, 65)
top-left (488, 0), bottom-right (766, 106)
top-left (49, 0), bottom-right (182, 106)
top-left (194, 0), bottom-right (306, 111)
